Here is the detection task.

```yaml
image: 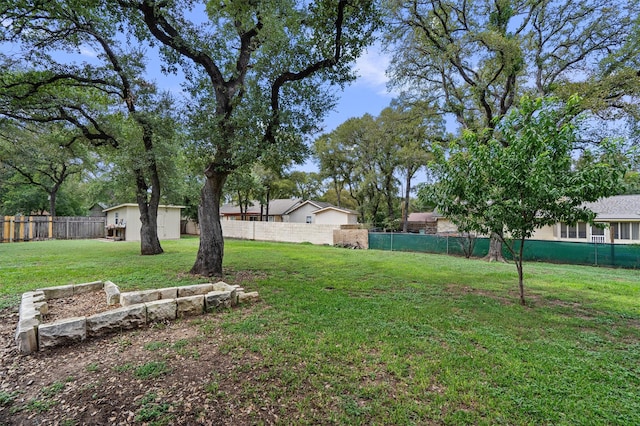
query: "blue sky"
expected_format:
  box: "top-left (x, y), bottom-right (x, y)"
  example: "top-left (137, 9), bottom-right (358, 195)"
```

top-left (144, 44), bottom-right (397, 172)
top-left (152, 45), bottom-right (396, 137)
top-left (321, 47), bottom-right (394, 133)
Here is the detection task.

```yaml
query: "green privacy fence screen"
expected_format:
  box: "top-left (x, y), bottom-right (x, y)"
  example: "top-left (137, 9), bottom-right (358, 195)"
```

top-left (368, 233), bottom-right (640, 269)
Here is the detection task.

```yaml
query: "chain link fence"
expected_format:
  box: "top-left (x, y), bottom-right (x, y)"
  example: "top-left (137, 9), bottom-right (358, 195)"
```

top-left (369, 233), bottom-right (640, 268)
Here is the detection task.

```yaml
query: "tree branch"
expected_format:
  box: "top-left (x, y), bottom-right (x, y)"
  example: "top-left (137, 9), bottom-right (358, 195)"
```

top-left (264, 0), bottom-right (348, 143)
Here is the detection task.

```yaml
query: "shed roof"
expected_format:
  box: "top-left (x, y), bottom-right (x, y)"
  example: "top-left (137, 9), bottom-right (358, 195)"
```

top-left (283, 199), bottom-right (333, 215)
top-left (407, 212), bottom-right (437, 222)
top-left (103, 203), bottom-right (185, 212)
top-left (313, 206), bottom-right (359, 216)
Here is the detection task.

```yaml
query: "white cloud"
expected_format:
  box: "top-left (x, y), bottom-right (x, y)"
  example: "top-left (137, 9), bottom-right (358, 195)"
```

top-left (79, 45), bottom-right (98, 58)
top-left (354, 47), bottom-right (394, 96)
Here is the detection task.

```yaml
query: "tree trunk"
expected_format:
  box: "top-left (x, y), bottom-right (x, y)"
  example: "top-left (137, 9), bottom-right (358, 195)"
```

top-left (485, 232), bottom-right (506, 262)
top-left (385, 174), bottom-right (395, 222)
top-left (96, 31), bottom-right (164, 256)
top-left (48, 190), bottom-right (57, 218)
top-left (402, 173), bottom-right (411, 233)
top-left (190, 168), bottom-right (227, 277)
top-left (138, 198), bottom-right (163, 255)
top-left (516, 238), bottom-right (526, 305)
top-left (265, 186), bottom-right (271, 222)
top-left (134, 163), bottom-right (163, 255)
top-left (516, 260), bottom-right (525, 306)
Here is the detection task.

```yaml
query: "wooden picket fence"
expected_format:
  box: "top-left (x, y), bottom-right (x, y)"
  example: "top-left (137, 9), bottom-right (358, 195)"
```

top-left (0, 216), bottom-right (106, 243)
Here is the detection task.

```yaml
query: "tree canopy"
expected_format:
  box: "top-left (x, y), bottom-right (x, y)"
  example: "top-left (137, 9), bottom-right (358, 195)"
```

top-left (0, 0), bottom-right (183, 254)
top-left (110, 0), bottom-right (379, 275)
top-left (385, 0), bottom-right (640, 259)
top-left (422, 96), bottom-right (626, 305)
top-left (313, 99), bottom-right (444, 228)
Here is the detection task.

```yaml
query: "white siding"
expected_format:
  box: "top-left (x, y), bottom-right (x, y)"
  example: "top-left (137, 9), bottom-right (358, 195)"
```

top-left (314, 209), bottom-right (358, 225)
top-left (104, 204), bottom-right (182, 242)
top-left (159, 207), bottom-right (182, 240)
top-left (530, 225), bottom-right (555, 241)
top-left (287, 204), bottom-right (318, 223)
top-left (222, 221), bottom-right (340, 245)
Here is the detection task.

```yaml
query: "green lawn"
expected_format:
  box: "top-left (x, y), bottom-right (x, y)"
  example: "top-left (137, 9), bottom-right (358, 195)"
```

top-left (1, 238), bottom-right (639, 424)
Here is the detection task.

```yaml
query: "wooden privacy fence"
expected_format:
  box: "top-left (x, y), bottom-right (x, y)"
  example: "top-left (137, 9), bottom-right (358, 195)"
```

top-left (0, 216), bottom-right (106, 243)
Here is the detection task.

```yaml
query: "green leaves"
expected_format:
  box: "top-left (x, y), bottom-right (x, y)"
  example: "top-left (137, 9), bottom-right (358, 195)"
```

top-left (438, 95), bottom-right (625, 239)
top-left (424, 95), bottom-right (627, 303)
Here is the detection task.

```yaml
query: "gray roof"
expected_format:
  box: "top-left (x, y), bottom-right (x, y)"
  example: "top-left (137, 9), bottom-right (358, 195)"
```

top-left (420, 195), bottom-right (640, 222)
top-left (584, 195), bottom-right (640, 220)
top-left (219, 202), bottom-right (259, 215)
top-left (219, 199), bottom-right (301, 216)
top-left (268, 198), bottom-right (302, 215)
top-left (313, 205), bottom-right (360, 216)
top-left (283, 200), bottom-right (333, 215)
top-left (407, 212), bottom-right (437, 222)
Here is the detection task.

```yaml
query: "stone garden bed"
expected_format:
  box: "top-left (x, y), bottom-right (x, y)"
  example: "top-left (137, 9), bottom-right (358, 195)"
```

top-left (15, 280), bottom-right (259, 354)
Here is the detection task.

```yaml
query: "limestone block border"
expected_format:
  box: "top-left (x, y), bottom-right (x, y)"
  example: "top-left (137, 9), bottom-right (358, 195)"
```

top-left (15, 281), bottom-right (119, 354)
top-left (15, 280), bottom-right (258, 354)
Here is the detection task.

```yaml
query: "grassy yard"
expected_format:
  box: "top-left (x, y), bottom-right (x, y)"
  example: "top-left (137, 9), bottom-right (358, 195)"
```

top-left (1, 238), bottom-right (639, 424)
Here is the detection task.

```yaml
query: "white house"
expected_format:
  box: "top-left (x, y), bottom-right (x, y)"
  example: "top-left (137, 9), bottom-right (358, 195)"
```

top-left (219, 199), bottom-right (359, 225)
top-left (420, 195), bottom-right (640, 245)
top-left (103, 204), bottom-right (184, 242)
top-left (283, 200), bottom-right (334, 224)
top-left (312, 206), bottom-right (359, 225)
top-left (531, 194), bottom-right (640, 244)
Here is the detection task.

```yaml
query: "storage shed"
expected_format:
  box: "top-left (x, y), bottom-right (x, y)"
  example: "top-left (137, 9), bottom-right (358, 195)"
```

top-left (313, 206), bottom-right (359, 225)
top-left (103, 204), bottom-right (184, 242)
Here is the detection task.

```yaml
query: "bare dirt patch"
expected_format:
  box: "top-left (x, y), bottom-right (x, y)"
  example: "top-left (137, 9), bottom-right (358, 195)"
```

top-left (1, 273), bottom-right (311, 425)
top-left (43, 291), bottom-right (121, 323)
top-left (0, 302), bottom-right (288, 425)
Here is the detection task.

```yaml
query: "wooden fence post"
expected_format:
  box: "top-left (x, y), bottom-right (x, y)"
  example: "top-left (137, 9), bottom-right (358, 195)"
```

top-left (48, 216), bottom-right (53, 240)
top-left (2, 216), bottom-right (10, 243)
top-left (18, 216), bottom-right (25, 242)
top-left (29, 216), bottom-right (35, 242)
top-left (9, 216), bottom-right (15, 242)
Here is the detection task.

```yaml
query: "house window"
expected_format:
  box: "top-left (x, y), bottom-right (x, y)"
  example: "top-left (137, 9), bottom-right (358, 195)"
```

top-left (611, 222), bottom-right (625, 240)
top-left (306, 215), bottom-right (312, 224)
top-left (620, 222), bottom-right (631, 239)
top-left (560, 222), bottom-right (587, 239)
top-left (578, 222), bottom-right (586, 238)
top-left (609, 222), bottom-right (640, 240)
top-left (591, 225), bottom-right (605, 236)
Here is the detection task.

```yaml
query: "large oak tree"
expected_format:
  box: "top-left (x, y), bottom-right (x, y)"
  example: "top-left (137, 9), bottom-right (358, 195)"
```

top-left (115, 0), bottom-right (378, 276)
top-left (0, 122), bottom-right (91, 216)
